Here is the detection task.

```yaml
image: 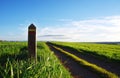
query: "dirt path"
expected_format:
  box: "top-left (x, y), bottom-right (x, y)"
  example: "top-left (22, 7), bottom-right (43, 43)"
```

top-left (48, 43), bottom-right (120, 76)
top-left (46, 42), bottom-right (101, 78)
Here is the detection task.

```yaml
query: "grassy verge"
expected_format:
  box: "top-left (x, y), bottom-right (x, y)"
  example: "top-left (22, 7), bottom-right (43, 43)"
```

top-left (0, 41), bottom-right (72, 78)
top-left (53, 45), bottom-right (119, 78)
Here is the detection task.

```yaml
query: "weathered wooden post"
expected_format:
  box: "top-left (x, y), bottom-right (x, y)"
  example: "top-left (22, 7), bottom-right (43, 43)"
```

top-left (28, 24), bottom-right (37, 63)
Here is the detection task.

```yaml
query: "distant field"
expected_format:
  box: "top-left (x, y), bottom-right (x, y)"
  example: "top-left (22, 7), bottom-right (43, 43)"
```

top-left (0, 41), bottom-right (71, 78)
top-left (52, 42), bottom-right (120, 62)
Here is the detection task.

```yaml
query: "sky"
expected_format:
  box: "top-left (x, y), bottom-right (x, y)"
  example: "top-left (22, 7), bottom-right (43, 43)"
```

top-left (0, 0), bottom-right (120, 42)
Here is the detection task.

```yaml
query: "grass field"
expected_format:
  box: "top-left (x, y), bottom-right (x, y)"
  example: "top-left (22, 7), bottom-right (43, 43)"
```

top-left (51, 42), bottom-right (120, 62)
top-left (1, 41), bottom-right (120, 78)
top-left (0, 41), bottom-right (71, 78)
top-left (52, 45), bottom-right (118, 78)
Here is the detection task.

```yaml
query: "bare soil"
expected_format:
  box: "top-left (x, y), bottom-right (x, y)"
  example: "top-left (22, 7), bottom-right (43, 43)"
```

top-left (48, 43), bottom-right (120, 76)
top-left (46, 42), bottom-right (101, 78)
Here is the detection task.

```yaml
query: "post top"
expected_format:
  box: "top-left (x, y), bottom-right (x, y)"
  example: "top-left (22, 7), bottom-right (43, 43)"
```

top-left (29, 24), bottom-right (36, 29)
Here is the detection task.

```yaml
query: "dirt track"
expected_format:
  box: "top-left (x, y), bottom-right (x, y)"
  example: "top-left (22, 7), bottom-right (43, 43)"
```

top-left (46, 42), bottom-right (101, 78)
top-left (46, 42), bottom-right (120, 78)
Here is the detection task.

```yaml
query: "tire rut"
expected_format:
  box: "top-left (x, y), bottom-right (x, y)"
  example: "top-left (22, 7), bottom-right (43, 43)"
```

top-left (46, 42), bottom-right (101, 78)
top-left (48, 42), bottom-right (120, 76)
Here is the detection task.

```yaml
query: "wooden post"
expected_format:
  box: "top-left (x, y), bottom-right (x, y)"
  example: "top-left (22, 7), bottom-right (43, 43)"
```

top-left (28, 24), bottom-right (37, 63)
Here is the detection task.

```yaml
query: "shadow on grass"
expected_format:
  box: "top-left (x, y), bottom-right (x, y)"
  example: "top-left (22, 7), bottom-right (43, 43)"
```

top-left (0, 46), bottom-right (28, 65)
top-left (78, 49), bottom-right (120, 63)
top-left (47, 42), bottom-right (120, 63)
top-left (37, 45), bottom-right (44, 49)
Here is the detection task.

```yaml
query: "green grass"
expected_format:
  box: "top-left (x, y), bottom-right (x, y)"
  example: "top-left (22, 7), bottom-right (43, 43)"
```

top-left (51, 42), bottom-right (120, 62)
top-left (0, 41), bottom-right (72, 78)
top-left (53, 45), bottom-right (119, 78)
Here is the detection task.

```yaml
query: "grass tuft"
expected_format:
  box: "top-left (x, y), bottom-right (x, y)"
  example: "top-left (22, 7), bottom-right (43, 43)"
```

top-left (0, 41), bottom-right (72, 78)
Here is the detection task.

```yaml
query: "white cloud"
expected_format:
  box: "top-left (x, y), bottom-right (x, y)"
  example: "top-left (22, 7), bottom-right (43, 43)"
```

top-left (58, 19), bottom-right (73, 22)
top-left (2, 16), bottom-right (120, 42)
top-left (38, 16), bottom-right (120, 42)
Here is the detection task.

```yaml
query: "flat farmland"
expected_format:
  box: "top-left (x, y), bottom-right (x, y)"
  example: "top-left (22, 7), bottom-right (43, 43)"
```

top-left (46, 42), bottom-right (120, 78)
top-left (0, 41), bottom-right (120, 78)
top-left (51, 42), bottom-right (120, 62)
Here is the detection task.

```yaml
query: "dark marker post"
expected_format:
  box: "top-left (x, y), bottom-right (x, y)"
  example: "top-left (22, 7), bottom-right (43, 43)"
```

top-left (28, 24), bottom-right (37, 63)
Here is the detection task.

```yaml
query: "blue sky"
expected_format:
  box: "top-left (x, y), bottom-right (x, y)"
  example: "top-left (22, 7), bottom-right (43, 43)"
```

top-left (0, 0), bottom-right (120, 41)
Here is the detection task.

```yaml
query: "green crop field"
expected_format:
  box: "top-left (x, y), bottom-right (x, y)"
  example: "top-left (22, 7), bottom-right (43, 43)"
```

top-left (0, 41), bottom-right (71, 78)
top-left (0, 41), bottom-right (120, 78)
top-left (52, 42), bottom-right (120, 62)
